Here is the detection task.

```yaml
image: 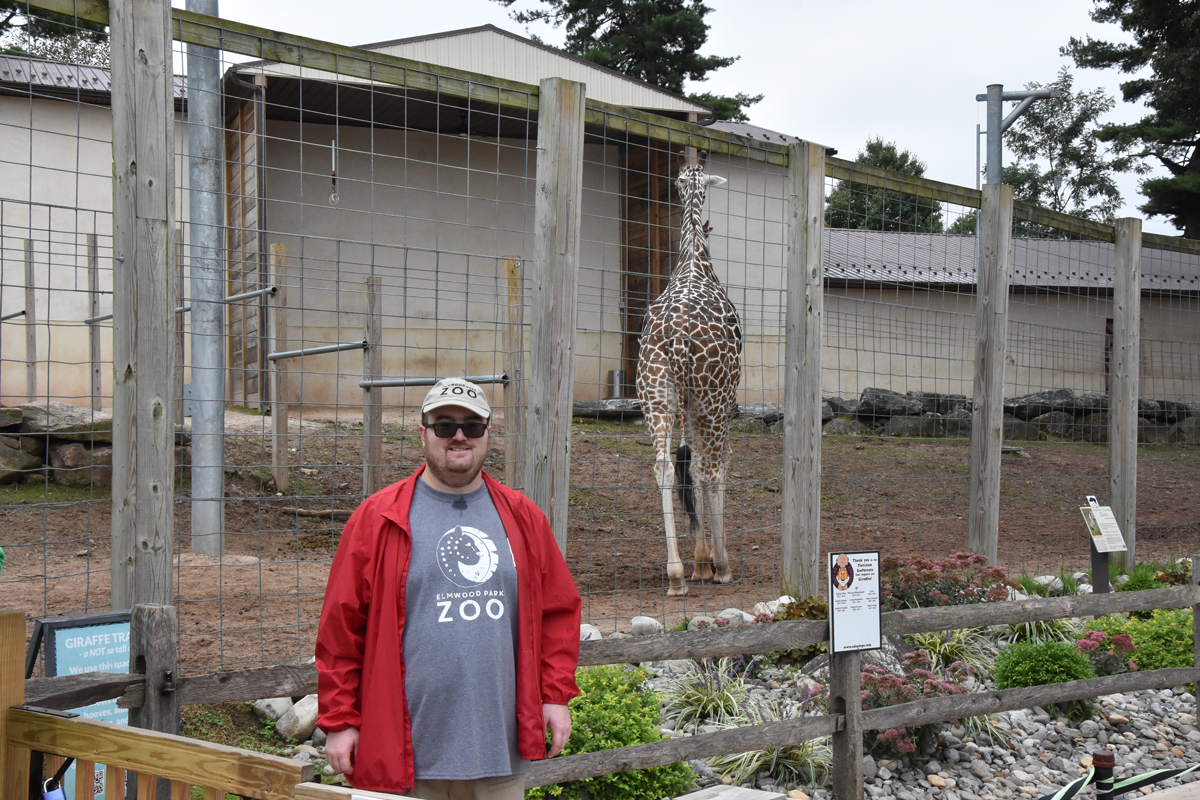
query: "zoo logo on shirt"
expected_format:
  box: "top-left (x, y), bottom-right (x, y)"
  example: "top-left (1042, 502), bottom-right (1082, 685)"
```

top-left (435, 525), bottom-right (507, 623)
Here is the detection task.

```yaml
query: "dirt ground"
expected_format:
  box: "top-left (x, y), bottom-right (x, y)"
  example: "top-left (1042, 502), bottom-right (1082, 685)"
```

top-left (3, 407), bottom-right (1199, 675)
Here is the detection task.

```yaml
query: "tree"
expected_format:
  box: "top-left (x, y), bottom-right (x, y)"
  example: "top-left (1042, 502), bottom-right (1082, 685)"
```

top-left (0, 1), bottom-right (108, 64)
top-left (1063, 0), bottom-right (1200, 238)
top-left (1001, 67), bottom-right (1143, 223)
top-left (494, 0), bottom-right (761, 121)
top-left (826, 137), bottom-right (944, 232)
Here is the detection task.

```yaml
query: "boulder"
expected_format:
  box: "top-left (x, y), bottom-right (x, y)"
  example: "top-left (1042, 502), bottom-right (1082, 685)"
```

top-left (276, 694), bottom-right (319, 741)
top-left (823, 417), bottom-right (871, 436)
top-left (1169, 417), bottom-right (1200, 444)
top-left (1074, 391), bottom-right (1110, 415)
top-left (882, 415), bottom-right (943, 438)
top-left (1156, 400), bottom-right (1192, 424)
top-left (0, 407), bottom-right (22, 428)
top-left (1139, 419), bottom-right (1172, 443)
top-left (571, 399), bottom-right (642, 420)
top-left (1004, 388), bottom-right (1078, 420)
top-left (630, 615), bottom-right (664, 636)
top-left (17, 401), bottom-right (113, 442)
top-left (944, 407), bottom-right (972, 437)
top-left (253, 696), bottom-right (294, 721)
top-left (858, 388), bottom-right (923, 420)
top-left (1, 434), bottom-right (45, 458)
top-left (687, 616), bottom-right (716, 631)
top-left (1029, 411), bottom-right (1075, 439)
top-left (715, 608), bottom-right (754, 624)
top-left (0, 440), bottom-right (42, 484)
top-left (906, 391), bottom-right (968, 415)
top-left (1078, 412), bottom-right (1109, 444)
top-left (824, 396), bottom-right (859, 416)
top-left (822, 400), bottom-right (833, 423)
top-left (1003, 414), bottom-right (1044, 442)
top-left (738, 403), bottom-right (785, 425)
top-left (48, 442), bottom-right (113, 487)
top-left (579, 623), bottom-right (603, 642)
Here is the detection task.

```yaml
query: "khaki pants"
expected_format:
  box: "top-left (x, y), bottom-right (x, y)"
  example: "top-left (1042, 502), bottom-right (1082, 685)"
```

top-left (410, 773), bottom-right (525, 800)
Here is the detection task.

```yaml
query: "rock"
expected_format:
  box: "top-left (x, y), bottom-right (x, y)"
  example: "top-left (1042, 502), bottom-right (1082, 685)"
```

top-left (607, 631), bottom-right (631, 639)
top-left (0, 439), bottom-right (42, 484)
top-left (1107, 714), bottom-right (1130, 725)
top-left (715, 608), bottom-right (754, 624)
top-left (970, 760), bottom-right (990, 779)
top-left (1169, 417), bottom-right (1200, 444)
top-left (17, 401), bottom-right (113, 442)
top-left (789, 791), bottom-right (810, 800)
top-left (276, 694), bottom-right (319, 741)
top-left (824, 396), bottom-right (859, 416)
top-left (254, 696), bottom-right (294, 721)
top-left (571, 399), bottom-right (643, 420)
top-left (1029, 411), bottom-right (1075, 439)
top-left (631, 615), bottom-right (664, 636)
top-left (0, 407), bottom-right (23, 428)
top-left (823, 416), bottom-right (871, 436)
top-left (944, 407), bottom-right (973, 437)
top-left (579, 623), bottom-right (603, 641)
top-left (1139, 419), bottom-right (1173, 443)
top-left (923, 760), bottom-right (942, 775)
top-left (1004, 414), bottom-right (1044, 442)
top-left (907, 391), bottom-right (969, 415)
top-left (753, 595), bottom-right (795, 618)
top-left (1004, 388), bottom-right (1079, 420)
top-left (1077, 583), bottom-right (1093, 594)
top-left (862, 755), bottom-right (878, 781)
top-left (293, 744), bottom-right (321, 757)
top-left (48, 442), bottom-right (114, 487)
top-left (311, 727), bottom-right (326, 747)
top-left (1032, 575), bottom-right (1064, 591)
top-left (1080, 721), bottom-right (1099, 738)
top-left (0, 434), bottom-right (45, 457)
top-left (1078, 412), bottom-right (1110, 443)
top-left (859, 388), bottom-right (924, 419)
top-left (882, 415), bottom-right (945, 438)
top-left (690, 760), bottom-right (716, 780)
top-left (738, 402), bottom-right (785, 425)
top-left (928, 775), bottom-right (947, 788)
top-left (687, 616), bottom-right (716, 631)
top-left (822, 400), bottom-right (834, 423)
top-left (945, 748), bottom-right (960, 763)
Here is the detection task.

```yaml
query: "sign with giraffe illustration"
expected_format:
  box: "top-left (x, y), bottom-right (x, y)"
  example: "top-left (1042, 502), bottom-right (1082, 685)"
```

top-left (828, 550), bottom-right (882, 654)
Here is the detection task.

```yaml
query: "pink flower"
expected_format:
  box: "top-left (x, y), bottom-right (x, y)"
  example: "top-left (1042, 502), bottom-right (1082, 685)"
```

top-left (1110, 634), bottom-right (1135, 653)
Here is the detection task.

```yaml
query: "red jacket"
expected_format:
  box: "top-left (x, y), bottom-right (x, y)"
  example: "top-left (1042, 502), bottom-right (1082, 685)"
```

top-left (316, 467), bottom-right (582, 793)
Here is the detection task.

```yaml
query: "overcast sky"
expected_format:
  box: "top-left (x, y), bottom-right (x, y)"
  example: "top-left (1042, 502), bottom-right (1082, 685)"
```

top-left (192, 0), bottom-right (1175, 236)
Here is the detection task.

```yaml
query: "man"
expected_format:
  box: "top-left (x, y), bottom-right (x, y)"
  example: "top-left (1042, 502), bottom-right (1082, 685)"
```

top-left (316, 377), bottom-right (581, 799)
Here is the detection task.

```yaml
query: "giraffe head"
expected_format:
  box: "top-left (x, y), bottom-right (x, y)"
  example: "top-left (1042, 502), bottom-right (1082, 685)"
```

top-left (676, 152), bottom-right (727, 209)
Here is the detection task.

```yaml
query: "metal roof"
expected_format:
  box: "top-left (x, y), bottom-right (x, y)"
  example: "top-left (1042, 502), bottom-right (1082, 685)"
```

top-left (0, 55), bottom-right (186, 101)
top-left (708, 120), bottom-right (803, 146)
top-left (824, 229), bottom-right (1200, 291)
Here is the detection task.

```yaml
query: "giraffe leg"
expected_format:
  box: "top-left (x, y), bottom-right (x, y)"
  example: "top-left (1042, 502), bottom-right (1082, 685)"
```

top-left (703, 474), bottom-right (733, 585)
top-left (689, 479), bottom-right (713, 582)
top-left (644, 410), bottom-right (687, 596)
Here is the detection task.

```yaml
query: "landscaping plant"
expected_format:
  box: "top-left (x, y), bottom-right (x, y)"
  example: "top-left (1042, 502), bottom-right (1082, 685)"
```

top-left (905, 627), bottom-right (995, 674)
top-left (659, 656), bottom-right (752, 733)
top-left (526, 665), bottom-right (694, 800)
top-left (770, 594), bottom-right (828, 667)
top-left (994, 617), bottom-right (1083, 647)
top-left (880, 552), bottom-right (1016, 609)
top-left (991, 639), bottom-right (1095, 721)
top-left (1087, 608), bottom-right (1194, 673)
top-left (1075, 630), bottom-right (1137, 677)
top-left (706, 694), bottom-right (830, 789)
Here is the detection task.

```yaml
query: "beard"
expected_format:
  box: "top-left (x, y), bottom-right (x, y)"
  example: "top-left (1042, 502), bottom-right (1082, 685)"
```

top-left (423, 443), bottom-right (487, 489)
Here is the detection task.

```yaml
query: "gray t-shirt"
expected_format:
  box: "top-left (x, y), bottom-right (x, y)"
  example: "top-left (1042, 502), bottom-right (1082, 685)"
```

top-left (403, 478), bottom-right (527, 779)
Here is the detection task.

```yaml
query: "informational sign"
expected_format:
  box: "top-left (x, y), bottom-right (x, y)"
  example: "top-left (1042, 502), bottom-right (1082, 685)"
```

top-left (29, 611), bottom-right (131, 800)
top-left (1081, 505), bottom-right (1127, 553)
top-left (828, 550), bottom-right (882, 654)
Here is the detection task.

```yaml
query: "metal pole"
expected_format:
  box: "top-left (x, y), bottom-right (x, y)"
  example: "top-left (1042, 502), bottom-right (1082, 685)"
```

top-left (187, 0), bottom-right (226, 556)
top-left (986, 84), bottom-right (1003, 185)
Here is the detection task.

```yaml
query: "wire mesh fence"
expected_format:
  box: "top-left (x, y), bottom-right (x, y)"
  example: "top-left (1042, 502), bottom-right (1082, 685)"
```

top-left (2, 0), bottom-right (1199, 679)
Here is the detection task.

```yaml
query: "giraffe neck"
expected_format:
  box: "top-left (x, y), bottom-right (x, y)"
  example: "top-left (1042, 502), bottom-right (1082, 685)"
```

top-left (671, 185), bottom-right (720, 284)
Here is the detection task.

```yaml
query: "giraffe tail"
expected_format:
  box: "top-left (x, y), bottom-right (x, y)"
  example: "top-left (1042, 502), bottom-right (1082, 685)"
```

top-left (674, 443), bottom-right (700, 535)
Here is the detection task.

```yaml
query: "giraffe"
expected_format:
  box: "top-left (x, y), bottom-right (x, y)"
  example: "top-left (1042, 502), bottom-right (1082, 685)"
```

top-left (636, 152), bottom-right (742, 597)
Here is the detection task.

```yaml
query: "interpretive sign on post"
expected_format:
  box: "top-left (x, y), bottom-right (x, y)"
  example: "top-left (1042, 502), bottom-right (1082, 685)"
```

top-left (27, 611), bottom-right (131, 800)
top-left (828, 550), bottom-right (882, 654)
top-left (1081, 497), bottom-right (1127, 553)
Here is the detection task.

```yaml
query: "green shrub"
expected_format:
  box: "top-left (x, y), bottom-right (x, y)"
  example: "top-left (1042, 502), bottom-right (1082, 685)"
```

top-left (1115, 561), bottom-right (1164, 593)
top-left (526, 665), bottom-right (694, 800)
top-left (770, 595), bottom-right (828, 666)
top-left (659, 657), bottom-right (751, 732)
top-left (994, 617), bottom-right (1083, 646)
top-left (1087, 608), bottom-right (1194, 673)
top-left (992, 640), bottom-right (1095, 721)
top-left (706, 695), bottom-right (830, 788)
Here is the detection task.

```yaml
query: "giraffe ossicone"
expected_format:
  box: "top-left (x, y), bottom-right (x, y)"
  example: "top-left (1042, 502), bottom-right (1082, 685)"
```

top-left (635, 153), bottom-right (742, 597)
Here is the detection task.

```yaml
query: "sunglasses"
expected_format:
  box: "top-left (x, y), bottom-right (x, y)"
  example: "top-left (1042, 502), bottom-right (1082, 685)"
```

top-left (426, 421), bottom-right (489, 439)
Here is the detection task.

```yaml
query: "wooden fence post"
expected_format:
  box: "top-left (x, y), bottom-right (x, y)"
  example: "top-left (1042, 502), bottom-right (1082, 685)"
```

top-left (24, 239), bottom-right (36, 401)
top-left (967, 184), bottom-right (1013, 565)
top-left (363, 275), bottom-right (384, 497)
top-left (830, 650), bottom-right (863, 800)
top-left (527, 77), bottom-right (585, 554)
top-left (129, 604), bottom-right (178, 800)
top-left (109, 0), bottom-right (176, 609)
top-left (783, 141), bottom-right (825, 600)
top-left (269, 244), bottom-right (289, 492)
top-left (2, 608), bottom-right (29, 800)
top-left (88, 234), bottom-right (103, 411)
top-left (1110, 218), bottom-right (1141, 571)
top-left (502, 256), bottom-right (526, 492)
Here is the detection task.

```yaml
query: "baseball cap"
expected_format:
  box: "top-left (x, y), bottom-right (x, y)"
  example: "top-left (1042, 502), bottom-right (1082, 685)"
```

top-left (421, 377), bottom-right (491, 419)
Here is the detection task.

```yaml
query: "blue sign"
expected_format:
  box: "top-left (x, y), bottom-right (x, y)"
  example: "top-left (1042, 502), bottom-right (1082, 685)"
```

top-left (35, 613), bottom-right (131, 800)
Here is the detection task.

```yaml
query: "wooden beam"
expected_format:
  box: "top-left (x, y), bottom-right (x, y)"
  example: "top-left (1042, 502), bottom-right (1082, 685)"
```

top-left (269, 244), bottom-right (290, 492)
top-left (526, 77), bottom-right (586, 554)
top-left (109, 0), bottom-right (177, 609)
top-left (362, 275), bottom-right (384, 496)
top-left (782, 141), bottom-right (825, 600)
top-left (829, 651), bottom-right (863, 800)
top-left (967, 184), bottom-right (1013, 564)
top-left (25, 239), bottom-right (36, 400)
top-left (25, 671), bottom-right (146, 711)
top-left (501, 256), bottom-right (526, 491)
top-left (2, 609), bottom-right (29, 800)
top-left (5, 709), bottom-right (312, 800)
top-left (1110, 218), bottom-right (1142, 570)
